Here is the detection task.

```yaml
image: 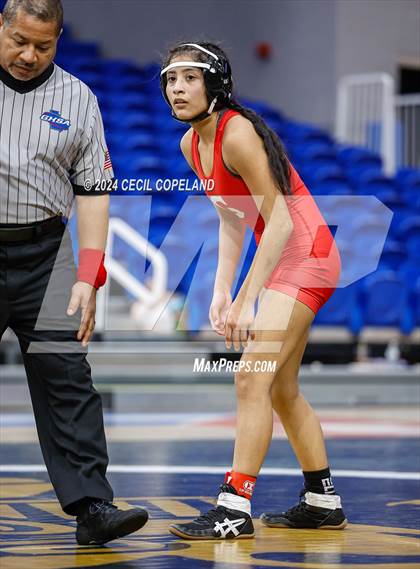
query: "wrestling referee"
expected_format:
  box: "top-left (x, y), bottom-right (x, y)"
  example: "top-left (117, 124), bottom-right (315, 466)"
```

top-left (0, 0), bottom-right (148, 544)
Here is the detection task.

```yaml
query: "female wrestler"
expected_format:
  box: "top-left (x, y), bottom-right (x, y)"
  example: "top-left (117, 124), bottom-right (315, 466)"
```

top-left (160, 42), bottom-right (347, 540)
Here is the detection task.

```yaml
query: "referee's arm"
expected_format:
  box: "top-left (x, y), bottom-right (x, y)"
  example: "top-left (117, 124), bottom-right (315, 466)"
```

top-left (67, 95), bottom-right (113, 345)
top-left (76, 193), bottom-right (109, 252)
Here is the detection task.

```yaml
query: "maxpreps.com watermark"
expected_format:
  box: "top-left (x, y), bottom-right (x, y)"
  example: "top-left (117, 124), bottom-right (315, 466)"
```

top-left (83, 178), bottom-right (215, 192)
top-left (193, 358), bottom-right (278, 374)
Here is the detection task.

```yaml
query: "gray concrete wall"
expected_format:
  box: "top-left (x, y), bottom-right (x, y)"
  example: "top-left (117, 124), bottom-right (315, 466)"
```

top-left (335, 0), bottom-right (420, 84)
top-left (61, 0), bottom-right (419, 131)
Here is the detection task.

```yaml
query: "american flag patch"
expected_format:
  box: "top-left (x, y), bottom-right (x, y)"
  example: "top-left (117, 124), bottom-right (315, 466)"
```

top-left (104, 150), bottom-right (112, 170)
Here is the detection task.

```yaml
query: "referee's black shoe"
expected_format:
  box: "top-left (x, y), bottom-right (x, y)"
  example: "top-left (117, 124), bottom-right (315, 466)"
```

top-left (76, 500), bottom-right (149, 545)
top-left (260, 490), bottom-right (347, 530)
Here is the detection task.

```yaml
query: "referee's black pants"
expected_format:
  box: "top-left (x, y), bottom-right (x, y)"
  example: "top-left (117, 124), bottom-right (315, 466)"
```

top-left (0, 222), bottom-right (113, 514)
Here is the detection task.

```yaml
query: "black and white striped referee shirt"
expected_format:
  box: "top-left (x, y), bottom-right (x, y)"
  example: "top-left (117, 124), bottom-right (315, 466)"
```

top-left (0, 62), bottom-right (113, 224)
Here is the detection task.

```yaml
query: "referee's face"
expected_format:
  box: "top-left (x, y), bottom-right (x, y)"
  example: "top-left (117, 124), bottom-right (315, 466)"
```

top-left (0, 9), bottom-right (59, 81)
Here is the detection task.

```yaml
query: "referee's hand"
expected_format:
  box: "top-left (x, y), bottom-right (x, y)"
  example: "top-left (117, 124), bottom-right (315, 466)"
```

top-left (66, 281), bottom-right (97, 347)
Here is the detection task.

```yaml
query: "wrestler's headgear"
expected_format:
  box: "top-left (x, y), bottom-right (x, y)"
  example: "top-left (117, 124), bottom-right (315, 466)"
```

top-left (160, 43), bottom-right (233, 123)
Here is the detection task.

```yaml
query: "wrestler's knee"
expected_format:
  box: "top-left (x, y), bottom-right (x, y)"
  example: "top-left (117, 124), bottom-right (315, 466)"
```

top-left (271, 376), bottom-right (300, 409)
top-left (234, 366), bottom-right (275, 401)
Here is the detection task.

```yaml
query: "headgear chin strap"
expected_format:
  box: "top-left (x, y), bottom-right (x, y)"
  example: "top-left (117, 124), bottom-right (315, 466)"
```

top-left (160, 43), bottom-right (233, 123)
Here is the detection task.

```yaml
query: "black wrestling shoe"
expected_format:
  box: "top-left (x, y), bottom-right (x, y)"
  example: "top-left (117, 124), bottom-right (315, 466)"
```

top-left (76, 500), bottom-right (149, 545)
top-left (169, 505), bottom-right (254, 540)
top-left (260, 490), bottom-right (347, 530)
top-left (170, 483), bottom-right (254, 540)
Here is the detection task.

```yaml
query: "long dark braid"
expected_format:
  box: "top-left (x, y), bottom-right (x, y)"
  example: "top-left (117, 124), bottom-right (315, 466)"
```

top-left (227, 98), bottom-right (291, 195)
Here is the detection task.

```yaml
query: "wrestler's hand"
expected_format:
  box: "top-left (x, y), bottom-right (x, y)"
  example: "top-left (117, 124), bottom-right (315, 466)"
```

top-left (225, 298), bottom-right (256, 351)
top-left (67, 281), bottom-right (97, 347)
top-left (209, 287), bottom-right (232, 335)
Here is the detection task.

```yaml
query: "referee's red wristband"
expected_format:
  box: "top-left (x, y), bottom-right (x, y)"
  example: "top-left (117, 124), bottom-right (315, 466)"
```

top-left (77, 248), bottom-right (107, 290)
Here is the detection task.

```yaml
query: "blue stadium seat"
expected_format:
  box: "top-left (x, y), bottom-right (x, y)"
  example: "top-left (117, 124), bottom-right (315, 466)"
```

top-left (107, 75), bottom-right (148, 94)
top-left (127, 155), bottom-right (166, 176)
top-left (75, 71), bottom-right (105, 93)
top-left (166, 155), bottom-right (193, 177)
top-left (368, 190), bottom-right (403, 213)
top-left (58, 24), bottom-right (72, 43)
top-left (400, 185), bottom-right (420, 208)
top-left (338, 146), bottom-right (382, 169)
top-left (314, 284), bottom-right (362, 334)
top-left (195, 210), bottom-right (220, 235)
top-left (107, 133), bottom-right (159, 154)
top-left (150, 203), bottom-right (178, 223)
top-left (265, 117), bottom-right (287, 136)
top-left (397, 217), bottom-right (420, 260)
top-left (155, 114), bottom-right (189, 134)
top-left (108, 111), bottom-right (155, 131)
top-left (149, 98), bottom-right (172, 114)
top-left (355, 172), bottom-right (397, 195)
top-left (311, 175), bottom-right (353, 195)
top-left (124, 202), bottom-right (152, 236)
top-left (106, 93), bottom-right (150, 112)
top-left (55, 55), bottom-right (100, 75)
top-left (150, 199), bottom-right (179, 234)
top-left (187, 273), bottom-right (214, 331)
top-left (97, 59), bottom-right (143, 78)
top-left (302, 164), bottom-right (344, 189)
top-left (137, 68), bottom-right (161, 95)
top-left (109, 198), bottom-right (131, 218)
top-left (280, 122), bottom-right (334, 147)
top-left (292, 143), bottom-right (338, 163)
top-left (351, 215), bottom-right (391, 259)
top-left (398, 261), bottom-right (420, 291)
top-left (378, 240), bottom-right (406, 270)
top-left (58, 41), bottom-right (100, 59)
top-left (360, 271), bottom-right (412, 333)
top-left (240, 99), bottom-right (284, 123)
top-left (389, 205), bottom-right (412, 238)
top-left (309, 165), bottom-right (347, 185)
top-left (340, 146), bottom-right (382, 179)
top-left (346, 164), bottom-right (383, 185)
top-left (66, 57), bottom-right (102, 74)
top-left (146, 226), bottom-right (168, 249)
top-left (396, 168), bottom-right (420, 188)
top-left (158, 234), bottom-right (196, 294)
top-left (187, 242), bottom-right (220, 331)
top-left (94, 89), bottom-right (109, 109)
top-left (413, 278), bottom-right (420, 327)
top-left (321, 195), bottom-right (378, 230)
top-left (140, 63), bottom-right (161, 78)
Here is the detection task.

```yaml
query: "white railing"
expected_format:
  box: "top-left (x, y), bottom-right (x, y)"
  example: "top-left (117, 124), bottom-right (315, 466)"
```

top-left (336, 73), bottom-right (396, 175)
top-left (96, 217), bottom-right (168, 330)
top-left (395, 94), bottom-right (420, 169)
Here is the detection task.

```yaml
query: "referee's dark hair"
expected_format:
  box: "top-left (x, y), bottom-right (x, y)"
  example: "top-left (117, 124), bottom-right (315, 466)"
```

top-left (2, 0), bottom-right (63, 35)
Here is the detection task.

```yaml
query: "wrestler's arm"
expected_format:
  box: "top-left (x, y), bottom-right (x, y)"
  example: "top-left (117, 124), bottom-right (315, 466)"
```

top-left (180, 130), bottom-right (246, 295)
top-left (222, 116), bottom-right (293, 305)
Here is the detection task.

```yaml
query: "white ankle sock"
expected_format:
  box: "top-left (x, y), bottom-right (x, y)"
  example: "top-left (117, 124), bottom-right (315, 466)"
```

top-left (304, 491), bottom-right (341, 510)
top-left (217, 492), bottom-right (251, 516)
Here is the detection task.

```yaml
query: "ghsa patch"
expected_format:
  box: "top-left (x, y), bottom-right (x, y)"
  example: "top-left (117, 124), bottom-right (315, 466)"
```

top-left (40, 109), bottom-right (71, 132)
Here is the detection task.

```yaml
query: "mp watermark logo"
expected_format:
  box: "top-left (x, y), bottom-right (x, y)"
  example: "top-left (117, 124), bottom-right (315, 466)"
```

top-left (27, 194), bottom-right (395, 352)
